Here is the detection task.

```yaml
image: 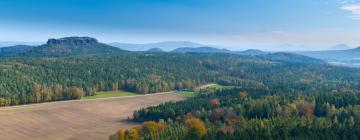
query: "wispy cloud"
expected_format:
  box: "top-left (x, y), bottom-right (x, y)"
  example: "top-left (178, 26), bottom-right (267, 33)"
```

top-left (341, 4), bottom-right (360, 19)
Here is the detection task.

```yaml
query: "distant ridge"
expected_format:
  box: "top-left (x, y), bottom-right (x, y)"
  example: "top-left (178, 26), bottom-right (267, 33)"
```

top-left (0, 37), bottom-right (326, 67)
top-left (0, 41), bottom-right (42, 47)
top-left (328, 44), bottom-right (352, 50)
top-left (0, 45), bottom-right (35, 56)
top-left (109, 41), bottom-right (204, 51)
top-left (297, 46), bottom-right (360, 61)
top-left (259, 52), bottom-right (324, 64)
top-left (147, 48), bottom-right (164, 52)
top-left (236, 49), bottom-right (268, 56)
top-left (295, 46), bottom-right (360, 67)
top-left (171, 47), bottom-right (232, 53)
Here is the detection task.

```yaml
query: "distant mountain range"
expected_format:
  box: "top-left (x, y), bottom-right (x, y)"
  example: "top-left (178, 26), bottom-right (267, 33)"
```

top-left (172, 47), bottom-right (232, 53)
top-left (165, 43), bottom-right (358, 67)
top-left (296, 46), bottom-right (360, 67)
top-left (0, 38), bottom-right (271, 57)
top-left (109, 41), bottom-right (204, 51)
top-left (0, 36), bottom-right (358, 67)
top-left (169, 44), bottom-right (360, 67)
top-left (110, 41), bottom-right (271, 56)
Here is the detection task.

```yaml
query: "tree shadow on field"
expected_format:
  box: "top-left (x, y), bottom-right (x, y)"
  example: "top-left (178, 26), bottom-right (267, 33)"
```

top-left (115, 118), bottom-right (142, 129)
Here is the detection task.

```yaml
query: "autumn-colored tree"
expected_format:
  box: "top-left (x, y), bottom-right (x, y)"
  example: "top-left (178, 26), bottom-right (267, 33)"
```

top-left (139, 83), bottom-right (149, 94)
top-left (352, 105), bottom-right (360, 119)
top-left (54, 84), bottom-right (63, 100)
top-left (157, 119), bottom-right (166, 132)
top-left (347, 116), bottom-right (355, 126)
top-left (142, 121), bottom-right (159, 138)
top-left (112, 82), bottom-right (119, 91)
top-left (186, 112), bottom-right (193, 118)
top-left (33, 83), bottom-right (42, 103)
top-left (186, 117), bottom-right (207, 139)
top-left (219, 126), bottom-right (235, 135)
top-left (66, 87), bottom-right (85, 99)
top-left (225, 108), bottom-right (237, 125)
top-left (210, 98), bottom-right (220, 107)
top-left (42, 85), bottom-right (53, 102)
top-left (117, 128), bottom-right (126, 140)
top-left (299, 101), bottom-right (314, 118)
top-left (128, 126), bottom-right (141, 140)
top-left (0, 98), bottom-right (7, 106)
top-left (239, 91), bottom-right (248, 97)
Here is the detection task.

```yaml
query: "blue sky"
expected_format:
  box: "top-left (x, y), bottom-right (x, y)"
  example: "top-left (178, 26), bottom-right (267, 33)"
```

top-left (1, 0), bottom-right (360, 50)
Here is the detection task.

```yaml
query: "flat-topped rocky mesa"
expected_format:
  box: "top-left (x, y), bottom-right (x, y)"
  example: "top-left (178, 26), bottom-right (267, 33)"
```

top-left (26, 37), bottom-right (124, 56)
top-left (46, 37), bottom-right (99, 46)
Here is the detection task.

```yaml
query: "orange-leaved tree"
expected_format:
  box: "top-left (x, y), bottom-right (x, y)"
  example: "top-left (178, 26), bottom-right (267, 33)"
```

top-left (186, 116), bottom-right (207, 139)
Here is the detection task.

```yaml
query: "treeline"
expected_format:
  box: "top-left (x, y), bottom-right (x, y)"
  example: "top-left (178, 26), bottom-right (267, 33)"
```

top-left (112, 88), bottom-right (360, 140)
top-left (0, 83), bottom-right (88, 106)
top-left (0, 52), bottom-right (359, 106)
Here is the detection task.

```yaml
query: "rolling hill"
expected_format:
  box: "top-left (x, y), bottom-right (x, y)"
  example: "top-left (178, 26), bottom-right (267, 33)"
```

top-left (171, 47), bottom-right (270, 56)
top-left (147, 48), bottom-right (164, 52)
top-left (0, 41), bottom-right (42, 47)
top-left (259, 52), bottom-right (324, 64)
top-left (236, 49), bottom-right (268, 56)
top-left (0, 45), bottom-right (35, 56)
top-left (171, 46), bottom-right (232, 53)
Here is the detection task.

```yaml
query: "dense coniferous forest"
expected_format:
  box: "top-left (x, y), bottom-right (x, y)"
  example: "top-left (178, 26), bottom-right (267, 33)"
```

top-left (111, 87), bottom-right (360, 140)
top-left (0, 51), bottom-right (359, 106)
top-left (0, 50), bottom-right (359, 106)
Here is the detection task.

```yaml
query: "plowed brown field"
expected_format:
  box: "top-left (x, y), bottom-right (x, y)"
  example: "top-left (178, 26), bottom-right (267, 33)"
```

top-left (0, 92), bottom-right (183, 140)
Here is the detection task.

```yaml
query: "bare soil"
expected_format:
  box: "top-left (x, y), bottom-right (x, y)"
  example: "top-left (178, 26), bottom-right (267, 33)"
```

top-left (0, 92), bottom-right (183, 140)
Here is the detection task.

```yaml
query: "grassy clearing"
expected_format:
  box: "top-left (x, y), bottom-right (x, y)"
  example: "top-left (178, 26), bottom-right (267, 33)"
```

top-left (176, 84), bottom-right (227, 97)
top-left (175, 91), bottom-right (195, 97)
top-left (204, 84), bottom-right (225, 90)
top-left (175, 84), bottom-right (228, 97)
top-left (82, 90), bottom-right (137, 100)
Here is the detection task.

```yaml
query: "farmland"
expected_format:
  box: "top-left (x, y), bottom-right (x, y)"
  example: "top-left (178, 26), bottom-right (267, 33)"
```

top-left (0, 92), bottom-right (183, 140)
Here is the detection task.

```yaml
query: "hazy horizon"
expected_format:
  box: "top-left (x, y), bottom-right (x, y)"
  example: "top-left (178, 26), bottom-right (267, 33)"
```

top-left (1, 0), bottom-right (360, 51)
top-left (0, 37), bottom-right (357, 51)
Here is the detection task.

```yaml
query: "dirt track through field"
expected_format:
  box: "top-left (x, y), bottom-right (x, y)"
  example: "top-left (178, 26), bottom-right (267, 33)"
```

top-left (0, 92), bottom-right (183, 140)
